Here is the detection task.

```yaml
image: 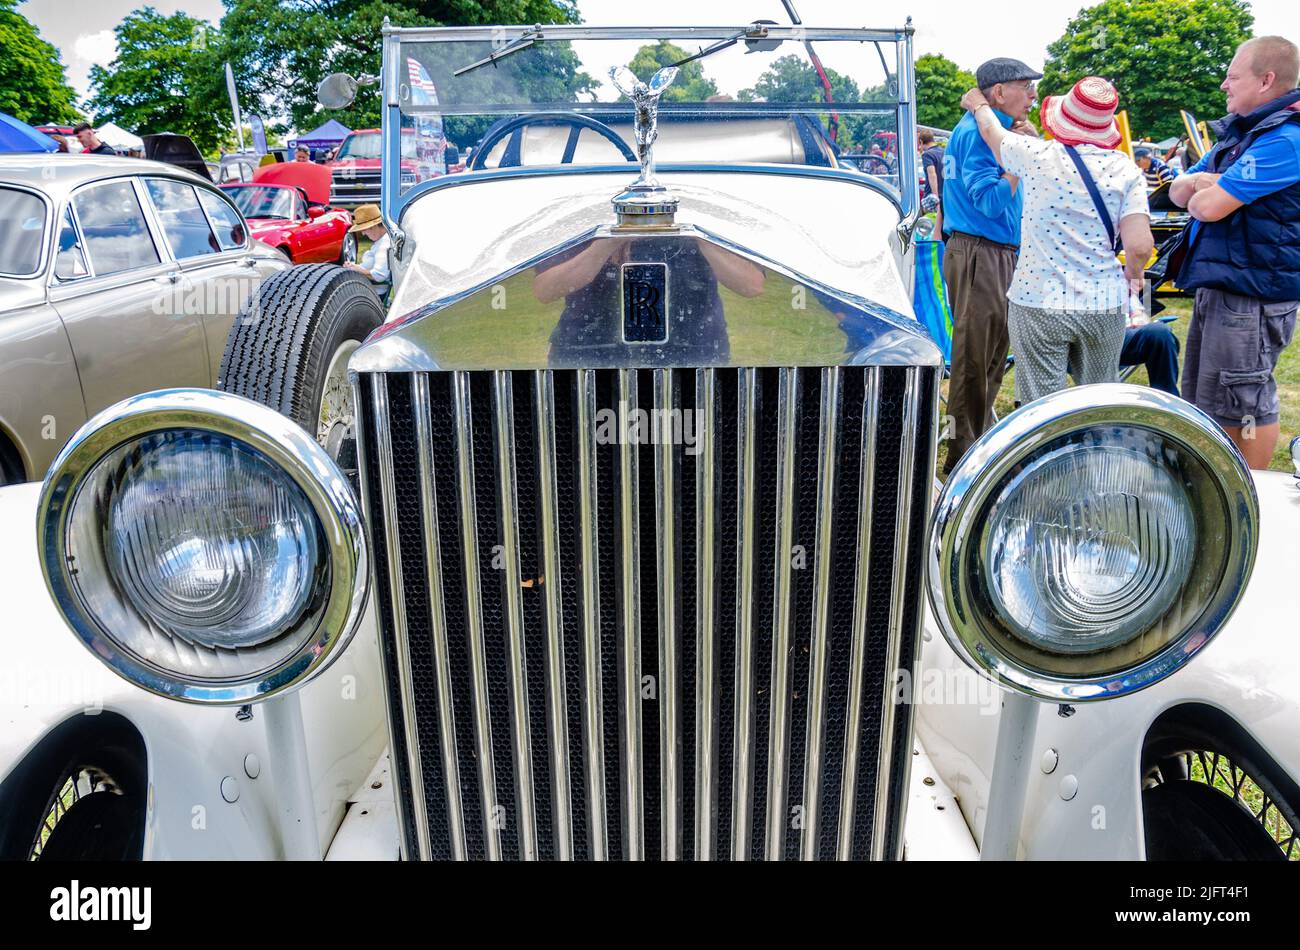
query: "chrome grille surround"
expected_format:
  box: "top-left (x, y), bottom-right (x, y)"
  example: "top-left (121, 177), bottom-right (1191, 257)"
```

top-left (355, 364), bottom-right (938, 860)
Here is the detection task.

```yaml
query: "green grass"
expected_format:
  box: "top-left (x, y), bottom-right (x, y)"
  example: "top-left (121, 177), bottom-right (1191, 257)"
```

top-left (938, 295), bottom-right (1299, 474)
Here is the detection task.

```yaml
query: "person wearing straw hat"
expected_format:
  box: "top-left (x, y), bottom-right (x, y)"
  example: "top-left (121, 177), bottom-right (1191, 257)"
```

top-left (959, 76), bottom-right (1154, 406)
top-left (343, 204), bottom-right (391, 298)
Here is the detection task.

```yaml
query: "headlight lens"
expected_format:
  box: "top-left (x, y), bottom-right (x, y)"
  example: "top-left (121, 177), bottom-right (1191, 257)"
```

top-left (40, 390), bottom-right (367, 704)
top-left (79, 431), bottom-right (324, 658)
top-left (929, 386), bottom-right (1257, 701)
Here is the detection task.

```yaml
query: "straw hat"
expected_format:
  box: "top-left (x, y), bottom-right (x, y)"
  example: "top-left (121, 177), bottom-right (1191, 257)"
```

top-left (348, 204), bottom-right (384, 233)
top-left (1040, 76), bottom-right (1122, 149)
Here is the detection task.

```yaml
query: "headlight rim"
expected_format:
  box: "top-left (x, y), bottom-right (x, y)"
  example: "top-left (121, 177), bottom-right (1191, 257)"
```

top-left (928, 384), bottom-right (1257, 703)
top-left (38, 388), bottom-right (369, 705)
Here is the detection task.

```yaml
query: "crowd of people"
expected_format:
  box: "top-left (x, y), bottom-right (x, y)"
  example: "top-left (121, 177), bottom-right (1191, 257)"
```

top-left (927, 35), bottom-right (1300, 474)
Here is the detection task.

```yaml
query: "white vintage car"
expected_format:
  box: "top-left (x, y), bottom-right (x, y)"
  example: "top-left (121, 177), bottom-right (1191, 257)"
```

top-left (2, 20), bottom-right (1297, 862)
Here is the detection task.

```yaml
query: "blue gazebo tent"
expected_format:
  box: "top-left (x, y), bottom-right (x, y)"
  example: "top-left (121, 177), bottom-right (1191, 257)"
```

top-left (289, 119), bottom-right (352, 150)
top-left (0, 113), bottom-right (57, 153)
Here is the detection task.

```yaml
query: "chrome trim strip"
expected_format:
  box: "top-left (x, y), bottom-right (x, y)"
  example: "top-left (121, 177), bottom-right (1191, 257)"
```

top-left (763, 368), bottom-right (799, 860)
top-left (371, 375), bottom-right (432, 861)
top-left (838, 367), bottom-right (880, 860)
top-left (616, 369), bottom-right (644, 859)
top-left (451, 371), bottom-right (502, 860)
top-left (386, 24), bottom-right (912, 42)
top-left (871, 367), bottom-right (921, 861)
top-left (533, 370), bottom-right (573, 860)
top-left (731, 367), bottom-right (758, 860)
top-left (653, 369), bottom-right (681, 860)
top-left (694, 368), bottom-right (718, 860)
top-left (490, 370), bottom-right (538, 861)
top-left (412, 374), bottom-right (467, 860)
top-left (350, 376), bottom-right (415, 859)
top-left (801, 366), bottom-right (841, 860)
top-left (575, 370), bottom-right (608, 859)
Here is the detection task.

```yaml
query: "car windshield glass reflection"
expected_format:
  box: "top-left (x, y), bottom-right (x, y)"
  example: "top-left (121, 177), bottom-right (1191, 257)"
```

top-left (223, 185), bottom-right (300, 220)
top-left (0, 188), bottom-right (45, 276)
top-left (336, 131), bottom-right (417, 161)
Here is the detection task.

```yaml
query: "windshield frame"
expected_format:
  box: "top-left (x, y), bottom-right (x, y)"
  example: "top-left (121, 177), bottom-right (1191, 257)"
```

top-left (221, 184), bottom-right (303, 221)
top-left (0, 184), bottom-right (52, 280)
top-left (378, 22), bottom-right (918, 229)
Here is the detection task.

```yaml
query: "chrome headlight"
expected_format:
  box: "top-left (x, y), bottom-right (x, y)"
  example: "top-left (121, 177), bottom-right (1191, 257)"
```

top-left (39, 389), bottom-right (368, 704)
top-left (929, 385), bottom-right (1257, 702)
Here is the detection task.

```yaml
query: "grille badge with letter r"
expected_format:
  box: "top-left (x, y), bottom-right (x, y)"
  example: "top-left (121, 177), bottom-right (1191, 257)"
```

top-left (622, 262), bottom-right (669, 344)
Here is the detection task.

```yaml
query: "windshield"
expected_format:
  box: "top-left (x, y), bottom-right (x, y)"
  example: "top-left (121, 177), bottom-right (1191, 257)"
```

top-left (222, 185), bottom-right (299, 220)
top-left (389, 25), bottom-right (911, 197)
top-left (0, 188), bottom-right (47, 276)
top-left (338, 130), bottom-right (418, 161)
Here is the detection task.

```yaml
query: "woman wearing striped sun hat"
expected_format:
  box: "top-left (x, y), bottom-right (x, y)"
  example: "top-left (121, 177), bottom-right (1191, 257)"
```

top-left (958, 76), bottom-right (1155, 407)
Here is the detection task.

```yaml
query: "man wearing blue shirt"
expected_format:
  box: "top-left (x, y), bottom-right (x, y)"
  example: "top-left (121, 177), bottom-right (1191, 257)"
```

top-left (1171, 35), bottom-right (1300, 469)
top-left (941, 57), bottom-right (1041, 475)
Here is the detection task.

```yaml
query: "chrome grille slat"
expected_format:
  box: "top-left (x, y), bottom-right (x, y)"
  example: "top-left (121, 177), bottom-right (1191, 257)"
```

top-left (412, 374), bottom-right (467, 860)
top-left (801, 366), bottom-right (841, 860)
top-left (839, 367), bottom-right (881, 860)
top-left (490, 371), bottom-right (539, 860)
top-left (694, 368), bottom-right (718, 860)
top-left (871, 367), bottom-right (921, 861)
top-left (616, 368), bottom-right (645, 859)
top-left (370, 375), bottom-right (433, 861)
top-left (451, 371), bottom-right (502, 860)
top-left (730, 367), bottom-right (759, 861)
top-left (763, 368), bottom-right (799, 860)
top-left (533, 371), bottom-right (574, 860)
top-left (359, 366), bottom-right (934, 862)
top-left (575, 370), bottom-right (608, 859)
top-left (653, 370), bottom-right (682, 860)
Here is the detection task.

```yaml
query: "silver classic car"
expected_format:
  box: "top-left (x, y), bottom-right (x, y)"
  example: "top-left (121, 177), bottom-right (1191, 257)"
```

top-left (0, 155), bottom-right (289, 485)
top-left (3, 20), bottom-right (1297, 864)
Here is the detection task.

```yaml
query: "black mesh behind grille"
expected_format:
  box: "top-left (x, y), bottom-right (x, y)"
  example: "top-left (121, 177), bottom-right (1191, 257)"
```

top-left (360, 366), bottom-right (935, 861)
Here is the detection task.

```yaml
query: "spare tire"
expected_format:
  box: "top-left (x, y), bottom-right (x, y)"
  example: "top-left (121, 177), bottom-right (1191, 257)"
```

top-left (218, 264), bottom-right (383, 468)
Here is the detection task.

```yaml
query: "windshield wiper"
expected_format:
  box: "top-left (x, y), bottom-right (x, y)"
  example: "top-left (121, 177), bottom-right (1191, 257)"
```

top-left (453, 25), bottom-right (544, 77)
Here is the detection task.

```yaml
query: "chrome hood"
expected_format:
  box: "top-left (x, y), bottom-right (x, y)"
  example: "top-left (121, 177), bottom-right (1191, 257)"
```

top-left (354, 220), bottom-right (938, 373)
top-left (356, 167), bottom-right (940, 374)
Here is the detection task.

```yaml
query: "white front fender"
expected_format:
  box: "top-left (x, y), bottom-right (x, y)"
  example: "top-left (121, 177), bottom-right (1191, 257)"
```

top-left (917, 470), bottom-right (1300, 859)
top-left (0, 482), bottom-right (388, 859)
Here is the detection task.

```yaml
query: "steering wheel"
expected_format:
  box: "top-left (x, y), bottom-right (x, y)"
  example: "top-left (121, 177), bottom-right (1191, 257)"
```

top-left (470, 112), bottom-right (637, 171)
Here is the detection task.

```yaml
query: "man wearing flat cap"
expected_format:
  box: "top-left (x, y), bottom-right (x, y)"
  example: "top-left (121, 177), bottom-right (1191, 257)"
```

top-left (940, 57), bottom-right (1041, 476)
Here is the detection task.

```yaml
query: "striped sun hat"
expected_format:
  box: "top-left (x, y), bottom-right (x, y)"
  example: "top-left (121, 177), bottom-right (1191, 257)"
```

top-left (1041, 76), bottom-right (1122, 149)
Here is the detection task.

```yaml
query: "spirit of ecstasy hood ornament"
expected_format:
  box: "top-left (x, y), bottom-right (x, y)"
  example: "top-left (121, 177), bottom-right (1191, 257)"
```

top-left (609, 64), bottom-right (680, 226)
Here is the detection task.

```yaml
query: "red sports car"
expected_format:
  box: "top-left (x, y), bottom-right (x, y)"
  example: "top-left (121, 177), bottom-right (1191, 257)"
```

top-left (221, 162), bottom-right (355, 264)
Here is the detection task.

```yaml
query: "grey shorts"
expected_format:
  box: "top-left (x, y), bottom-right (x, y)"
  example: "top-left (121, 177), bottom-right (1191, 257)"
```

top-left (1182, 288), bottom-right (1297, 429)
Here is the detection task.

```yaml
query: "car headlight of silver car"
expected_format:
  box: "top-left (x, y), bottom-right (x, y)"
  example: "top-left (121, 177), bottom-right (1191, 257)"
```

top-left (928, 384), bottom-right (1257, 702)
top-left (38, 389), bottom-right (368, 704)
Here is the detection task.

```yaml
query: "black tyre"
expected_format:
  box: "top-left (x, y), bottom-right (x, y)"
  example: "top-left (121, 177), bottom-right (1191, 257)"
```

top-left (1143, 779), bottom-right (1285, 861)
top-left (218, 264), bottom-right (382, 466)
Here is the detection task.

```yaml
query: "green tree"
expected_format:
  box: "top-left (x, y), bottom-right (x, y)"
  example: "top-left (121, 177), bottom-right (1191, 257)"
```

top-left (626, 41), bottom-right (718, 102)
top-left (736, 53), bottom-right (885, 149)
top-left (217, 0), bottom-right (590, 145)
top-left (1040, 0), bottom-right (1253, 141)
top-left (914, 53), bottom-right (975, 131)
top-left (0, 0), bottom-right (79, 123)
top-left (86, 8), bottom-right (228, 152)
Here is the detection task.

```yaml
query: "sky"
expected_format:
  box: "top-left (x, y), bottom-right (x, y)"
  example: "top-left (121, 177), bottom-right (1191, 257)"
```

top-left (23, 0), bottom-right (1300, 107)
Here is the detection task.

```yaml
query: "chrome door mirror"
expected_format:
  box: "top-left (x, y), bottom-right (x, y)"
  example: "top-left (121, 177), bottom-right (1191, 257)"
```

top-left (318, 73), bottom-right (360, 110)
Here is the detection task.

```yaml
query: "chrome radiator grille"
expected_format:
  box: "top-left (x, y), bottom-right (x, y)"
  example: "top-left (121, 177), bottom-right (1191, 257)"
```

top-left (355, 366), bottom-right (938, 860)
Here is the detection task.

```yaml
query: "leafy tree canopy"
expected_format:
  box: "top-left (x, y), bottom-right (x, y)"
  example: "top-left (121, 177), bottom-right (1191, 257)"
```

top-left (1040, 0), bottom-right (1253, 141)
top-left (0, 0), bottom-right (80, 124)
top-left (86, 7), bottom-right (228, 152)
top-left (914, 53), bottom-right (975, 131)
top-left (626, 41), bottom-right (718, 102)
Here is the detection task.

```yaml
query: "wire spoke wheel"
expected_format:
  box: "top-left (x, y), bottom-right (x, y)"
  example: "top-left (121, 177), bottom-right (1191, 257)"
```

top-left (317, 339), bottom-right (361, 460)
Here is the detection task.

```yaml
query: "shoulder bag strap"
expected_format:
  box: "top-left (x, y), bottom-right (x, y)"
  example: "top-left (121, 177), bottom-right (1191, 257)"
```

top-left (1063, 144), bottom-right (1118, 252)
